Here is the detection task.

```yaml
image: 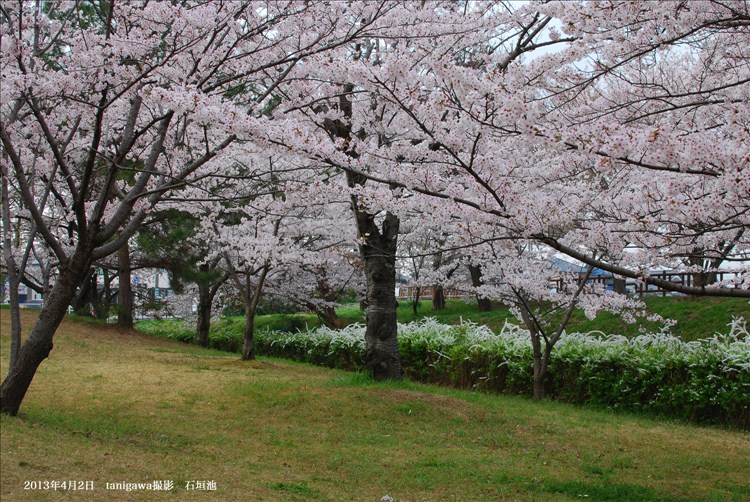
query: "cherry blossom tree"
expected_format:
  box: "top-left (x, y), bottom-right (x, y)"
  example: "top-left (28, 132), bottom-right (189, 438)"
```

top-left (268, 0), bottom-right (748, 390)
top-left (304, 0), bottom-right (749, 299)
top-left (262, 2), bottom-right (501, 380)
top-left (3, 0), bottom-right (747, 417)
top-left (0, 0), bottom-right (397, 415)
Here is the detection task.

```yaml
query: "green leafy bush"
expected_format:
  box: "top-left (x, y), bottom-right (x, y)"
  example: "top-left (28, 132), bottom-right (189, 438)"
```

top-left (137, 319), bottom-right (193, 343)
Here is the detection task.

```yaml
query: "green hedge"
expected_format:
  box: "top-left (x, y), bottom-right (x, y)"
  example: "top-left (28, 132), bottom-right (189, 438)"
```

top-left (138, 317), bottom-right (750, 427)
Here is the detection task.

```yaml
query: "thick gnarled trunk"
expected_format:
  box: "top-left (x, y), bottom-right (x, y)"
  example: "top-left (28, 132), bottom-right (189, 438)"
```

top-left (333, 82), bottom-right (402, 379)
top-left (359, 211), bottom-right (401, 381)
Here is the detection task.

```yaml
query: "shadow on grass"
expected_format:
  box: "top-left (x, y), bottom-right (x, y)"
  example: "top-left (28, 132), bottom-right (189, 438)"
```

top-left (536, 479), bottom-right (685, 501)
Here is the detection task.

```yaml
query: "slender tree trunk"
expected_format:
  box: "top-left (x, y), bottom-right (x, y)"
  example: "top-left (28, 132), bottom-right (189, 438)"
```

top-left (311, 304), bottom-right (340, 329)
top-left (411, 286), bottom-right (421, 315)
top-left (240, 264), bottom-right (269, 361)
top-left (4, 276), bottom-right (22, 372)
top-left (518, 304), bottom-right (547, 399)
top-left (469, 264), bottom-right (492, 312)
top-left (196, 281), bottom-right (212, 347)
top-left (241, 300), bottom-right (256, 360)
top-left (117, 241), bottom-right (133, 328)
top-left (102, 269), bottom-right (112, 317)
top-left (527, 323), bottom-right (547, 399)
top-left (431, 251), bottom-right (446, 311)
top-left (2, 276), bottom-right (22, 374)
top-left (432, 285), bottom-right (445, 311)
top-left (1, 251), bottom-right (90, 415)
top-left (613, 277), bottom-right (626, 294)
top-left (1, 134), bottom-right (22, 371)
top-left (532, 341), bottom-right (551, 400)
top-left (72, 268), bottom-right (96, 315)
top-left (687, 250), bottom-right (720, 289)
top-left (2, 186), bottom-right (22, 370)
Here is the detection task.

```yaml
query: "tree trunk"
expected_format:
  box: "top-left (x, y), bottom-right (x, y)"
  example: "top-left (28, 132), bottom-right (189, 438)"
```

top-left (241, 299), bottom-right (256, 360)
top-left (72, 268), bottom-right (96, 315)
top-left (117, 241), bottom-right (133, 328)
top-left (240, 264), bottom-right (269, 361)
top-left (102, 269), bottom-right (113, 317)
top-left (1, 168), bottom-right (22, 371)
top-left (469, 264), bottom-right (492, 312)
top-left (432, 285), bottom-right (445, 311)
top-left (613, 277), bottom-right (626, 294)
top-left (1, 252), bottom-right (89, 415)
top-left (687, 250), bottom-right (720, 290)
top-left (519, 305), bottom-right (548, 400)
top-left (196, 281), bottom-right (212, 347)
top-left (359, 211), bottom-right (402, 381)
top-left (529, 328), bottom-right (548, 400)
top-left (4, 276), bottom-right (22, 372)
top-left (334, 81), bottom-right (401, 379)
top-left (411, 286), bottom-right (421, 315)
top-left (431, 251), bottom-right (446, 311)
top-left (316, 305), bottom-right (340, 329)
top-left (691, 270), bottom-right (718, 289)
top-left (532, 343), bottom-right (549, 400)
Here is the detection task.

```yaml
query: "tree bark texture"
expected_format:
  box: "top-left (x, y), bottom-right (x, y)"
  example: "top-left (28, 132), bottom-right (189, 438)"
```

top-left (241, 307), bottom-right (255, 360)
top-left (469, 264), bottom-right (492, 312)
top-left (241, 263), bottom-right (269, 361)
top-left (334, 81), bottom-right (402, 379)
top-left (1, 170), bottom-right (22, 370)
top-left (519, 308), bottom-right (548, 400)
top-left (72, 268), bottom-right (97, 315)
top-left (411, 286), bottom-right (421, 315)
top-left (358, 210), bottom-right (402, 381)
top-left (432, 285), bottom-right (446, 311)
top-left (117, 241), bottom-right (133, 328)
top-left (196, 281), bottom-right (212, 347)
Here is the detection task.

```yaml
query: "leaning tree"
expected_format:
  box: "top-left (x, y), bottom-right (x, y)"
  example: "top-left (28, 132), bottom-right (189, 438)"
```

top-left (0, 0), bottom-right (400, 415)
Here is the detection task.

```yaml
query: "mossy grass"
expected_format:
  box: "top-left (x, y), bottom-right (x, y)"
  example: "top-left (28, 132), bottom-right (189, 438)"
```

top-left (3, 310), bottom-right (749, 500)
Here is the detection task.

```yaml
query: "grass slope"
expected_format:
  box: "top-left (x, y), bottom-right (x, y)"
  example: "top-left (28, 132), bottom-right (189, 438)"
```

top-left (234, 297), bottom-right (750, 341)
top-left (2, 311), bottom-right (749, 501)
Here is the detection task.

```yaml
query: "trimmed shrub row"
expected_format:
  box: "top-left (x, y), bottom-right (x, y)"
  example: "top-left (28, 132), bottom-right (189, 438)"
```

top-left (139, 317), bottom-right (750, 428)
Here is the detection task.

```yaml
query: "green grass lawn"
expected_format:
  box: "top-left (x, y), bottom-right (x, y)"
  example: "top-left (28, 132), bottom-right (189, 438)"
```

top-left (2, 311), bottom-right (749, 501)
